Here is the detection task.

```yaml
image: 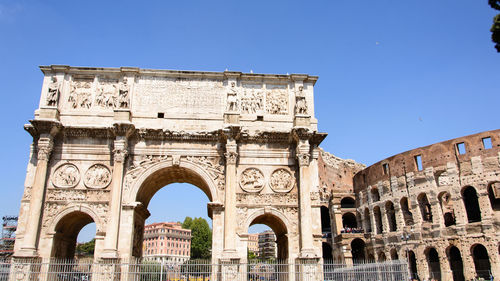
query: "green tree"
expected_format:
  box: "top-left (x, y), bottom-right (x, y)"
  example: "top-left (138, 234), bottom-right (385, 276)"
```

top-left (490, 0), bottom-right (500, 52)
top-left (182, 216), bottom-right (193, 229)
top-left (76, 239), bottom-right (95, 256)
top-left (183, 217), bottom-right (212, 259)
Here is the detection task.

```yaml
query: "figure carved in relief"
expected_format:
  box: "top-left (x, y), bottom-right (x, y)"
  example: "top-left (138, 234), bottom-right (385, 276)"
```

top-left (84, 164), bottom-right (111, 189)
top-left (239, 168), bottom-right (265, 192)
top-left (52, 164), bottom-right (80, 188)
top-left (226, 82), bottom-right (239, 112)
top-left (46, 77), bottom-right (60, 107)
top-left (295, 86), bottom-right (308, 115)
top-left (69, 81), bottom-right (92, 109)
top-left (269, 168), bottom-right (294, 192)
top-left (96, 83), bottom-right (117, 108)
top-left (266, 89), bottom-right (288, 115)
top-left (118, 79), bottom-right (130, 108)
top-left (241, 89), bottom-right (263, 114)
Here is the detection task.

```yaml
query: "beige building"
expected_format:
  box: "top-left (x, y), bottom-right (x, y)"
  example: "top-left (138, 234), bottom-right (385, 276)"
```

top-left (247, 233), bottom-right (259, 256)
top-left (258, 230), bottom-right (276, 259)
top-left (143, 222), bottom-right (191, 263)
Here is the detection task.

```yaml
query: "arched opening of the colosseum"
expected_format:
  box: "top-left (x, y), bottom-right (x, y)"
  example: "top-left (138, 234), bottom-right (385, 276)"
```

top-left (350, 238), bottom-right (366, 263)
top-left (471, 244), bottom-right (491, 279)
top-left (487, 182), bottom-right (500, 211)
top-left (340, 197), bottom-right (355, 208)
top-left (418, 193), bottom-right (433, 223)
top-left (400, 197), bottom-right (413, 225)
top-left (371, 188), bottom-right (380, 202)
top-left (377, 251), bottom-right (386, 262)
top-left (320, 206), bottom-right (331, 233)
top-left (342, 212), bottom-right (357, 230)
top-left (132, 165), bottom-right (215, 259)
top-left (438, 191), bottom-right (456, 227)
top-left (322, 242), bottom-right (333, 260)
top-left (447, 246), bottom-right (464, 281)
top-left (249, 213), bottom-right (289, 260)
top-left (462, 186), bottom-right (481, 223)
top-left (408, 250), bottom-right (418, 279)
top-left (425, 247), bottom-right (441, 280)
top-left (50, 211), bottom-right (97, 259)
top-left (385, 201), bottom-right (397, 232)
top-left (390, 248), bottom-right (398, 260)
top-left (363, 208), bottom-right (372, 232)
top-left (373, 206), bottom-right (383, 234)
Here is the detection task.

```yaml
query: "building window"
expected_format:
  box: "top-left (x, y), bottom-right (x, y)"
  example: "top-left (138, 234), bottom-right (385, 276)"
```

top-left (382, 163), bottom-right (390, 175)
top-left (456, 142), bottom-right (466, 155)
top-left (414, 155), bottom-right (423, 171)
top-left (482, 137), bottom-right (492, 149)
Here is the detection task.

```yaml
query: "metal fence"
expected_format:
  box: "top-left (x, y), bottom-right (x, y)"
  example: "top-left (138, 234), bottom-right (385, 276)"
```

top-left (0, 258), bottom-right (409, 281)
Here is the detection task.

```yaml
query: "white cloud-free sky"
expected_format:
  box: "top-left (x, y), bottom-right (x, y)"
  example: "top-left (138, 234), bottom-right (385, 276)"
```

top-left (0, 0), bottom-right (498, 241)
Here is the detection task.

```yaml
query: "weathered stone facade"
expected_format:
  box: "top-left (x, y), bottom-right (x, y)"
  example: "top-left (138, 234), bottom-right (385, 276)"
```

top-left (14, 65), bottom-right (326, 266)
top-left (320, 130), bottom-right (500, 280)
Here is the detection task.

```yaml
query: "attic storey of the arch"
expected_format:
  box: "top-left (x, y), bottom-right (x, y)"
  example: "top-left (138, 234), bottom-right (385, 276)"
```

top-left (15, 65), bottom-right (327, 263)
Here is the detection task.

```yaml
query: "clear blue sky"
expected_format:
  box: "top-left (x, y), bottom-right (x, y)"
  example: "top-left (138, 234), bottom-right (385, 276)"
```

top-left (0, 1), bottom-right (498, 241)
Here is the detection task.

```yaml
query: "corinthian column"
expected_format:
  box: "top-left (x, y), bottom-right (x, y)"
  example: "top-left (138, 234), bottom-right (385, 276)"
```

top-left (19, 121), bottom-right (60, 257)
top-left (102, 123), bottom-right (134, 259)
top-left (296, 138), bottom-right (315, 257)
top-left (223, 137), bottom-right (238, 256)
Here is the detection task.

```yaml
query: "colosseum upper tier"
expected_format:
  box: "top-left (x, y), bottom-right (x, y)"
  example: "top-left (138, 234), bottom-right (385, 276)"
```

top-left (319, 129), bottom-right (500, 281)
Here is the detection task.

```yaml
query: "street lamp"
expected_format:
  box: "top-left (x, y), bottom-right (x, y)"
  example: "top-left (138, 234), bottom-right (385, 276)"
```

top-left (401, 230), bottom-right (412, 280)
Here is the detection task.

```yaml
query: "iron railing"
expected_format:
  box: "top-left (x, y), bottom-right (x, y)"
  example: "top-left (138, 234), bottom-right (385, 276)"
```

top-left (0, 258), bottom-right (409, 281)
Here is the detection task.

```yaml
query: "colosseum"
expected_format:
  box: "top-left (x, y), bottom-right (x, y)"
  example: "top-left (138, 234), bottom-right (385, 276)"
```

top-left (319, 129), bottom-right (500, 280)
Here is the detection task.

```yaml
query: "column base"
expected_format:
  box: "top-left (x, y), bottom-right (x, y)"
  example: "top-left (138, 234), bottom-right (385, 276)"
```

top-left (16, 247), bottom-right (38, 258)
top-left (100, 249), bottom-right (119, 259)
top-left (299, 248), bottom-right (317, 258)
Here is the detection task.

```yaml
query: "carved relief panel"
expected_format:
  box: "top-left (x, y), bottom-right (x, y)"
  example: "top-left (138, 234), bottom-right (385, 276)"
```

top-left (269, 168), bottom-right (294, 193)
top-left (84, 164), bottom-right (112, 189)
top-left (239, 168), bottom-right (265, 193)
top-left (51, 163), bottom-right (80, 188)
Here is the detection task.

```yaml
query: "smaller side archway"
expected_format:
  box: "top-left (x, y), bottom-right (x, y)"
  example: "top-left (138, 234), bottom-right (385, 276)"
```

top-left (390, 248), bottom-right (399, 260)
top-left (373, 206), bottom-right (383, 234)
top-left (340, 197), bottom-right (356, 209)
top-left (408, 250), bottom-right (418, 280)
top-left (342, 212), bottom-right (357, 230)
top-left (50, 211), bottom-right (97, 259)
top-left (385, 201), bottom-right (397, 232)
top-left (377, 251), bottom-right (386, 262)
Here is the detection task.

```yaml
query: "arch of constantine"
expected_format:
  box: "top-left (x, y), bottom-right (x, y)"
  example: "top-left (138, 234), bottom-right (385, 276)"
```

top-left (12, 65), bottom-right (500, 280)
top-left (15, 65), bottom-right (326, 264)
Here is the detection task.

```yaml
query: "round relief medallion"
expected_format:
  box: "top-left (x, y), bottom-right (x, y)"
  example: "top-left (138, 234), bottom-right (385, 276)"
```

top-left (84, 164), bottom-right (112, 189)
top-left (239, 168), bottom-right (265, 193)
top-left (269, 168), bottom-right (294, 193)
top-left (52, 163), bottom-right (80, 188)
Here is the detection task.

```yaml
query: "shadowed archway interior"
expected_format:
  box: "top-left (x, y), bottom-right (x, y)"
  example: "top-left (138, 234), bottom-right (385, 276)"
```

top-left (249, 213), bottom-right (288, 260)
top-left (52, 211), bottom-right (95, 259)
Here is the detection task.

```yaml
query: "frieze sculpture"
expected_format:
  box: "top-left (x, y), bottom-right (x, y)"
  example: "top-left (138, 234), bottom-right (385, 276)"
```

top-left (269, 168), bottom-right (294, 193)
top-left (226, 82), bottom-right (239, 112)
top-left (185, 156), bottom-right (225, 190)
top-left (266, 89), bottom-right (288, 115)
top-left (239, 168), bottom-right (265, 193)
top-left (96, 82), bottom-right (117, 108)
top-left (46, 77), bottom-right (60, 107)
top-left (69, 81), bottom-right (93, 109)
top-left (51, 163), bottom-right (80, 188)
top-left (241, 88), bottom-right (263, 114)
top-left (84, 164), bottom-right (112, 189)
top-left (295, 86), bottom-right (308, 115)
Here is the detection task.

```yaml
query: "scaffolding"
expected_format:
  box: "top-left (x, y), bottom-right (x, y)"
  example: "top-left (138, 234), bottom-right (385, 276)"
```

top-left (0, 216), bottom-right (17, 258)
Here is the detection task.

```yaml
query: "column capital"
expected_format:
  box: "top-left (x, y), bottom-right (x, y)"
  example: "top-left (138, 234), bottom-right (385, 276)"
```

top-left (224, 151), bottom-right (238, 165)
top-left (37, 137), bottom-right (54, 162)
top-left (113, 139), bottom-right (128, 163)
top-left (297, 152), bottom-right (311, 167)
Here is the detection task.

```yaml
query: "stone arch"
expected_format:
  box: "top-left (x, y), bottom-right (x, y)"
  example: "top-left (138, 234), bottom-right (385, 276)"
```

top-left (400, 196), bottom-right (413, 225)
top-left (322, 242), bottom-right (333, 260)
top-left (471, 244), bottom-right (491, 279)
top-left (48, 207), bottom-right (103, 259)
top-left (462, 186), bottom-right (481, 223)
top-left (363, 208), bottom-right (372, 233)
top-left (446, 245), bottom-right (464, 281)
top-left (418, 193), bottom-right (432, 222)
top-left (408, 250), bottom-right (418, 279)
top-left (438, 191), bottom-right (456, 226)
top-left (128, 159), bottom-right (220, 206)
top-left (377, 251), bottom-right (386, 262)
top-left (342, 212), bottom-right (357, 229)
top-left (340, 197), bottom-right (355, 208)
top-left (320, 205), bottom-right (331, 233)
top-left (373, 206), bottom-right (383, 234)
top-left (390, 248), bottom-right (399, 260)
top-left (371, 187), bottom-right (380, 202)
top-left (244, 208), bottom-right (290, 260)
top-left (385, 201), bottom-right (397, 232)
top-left (425, 247), bottom-right (441, 280)
top-left (350, 238), bottom-right (366, 263)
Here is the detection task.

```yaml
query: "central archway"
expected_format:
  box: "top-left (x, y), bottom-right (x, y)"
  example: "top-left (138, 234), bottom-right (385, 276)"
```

top-left (126, 160), bottom-right (220, 260)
